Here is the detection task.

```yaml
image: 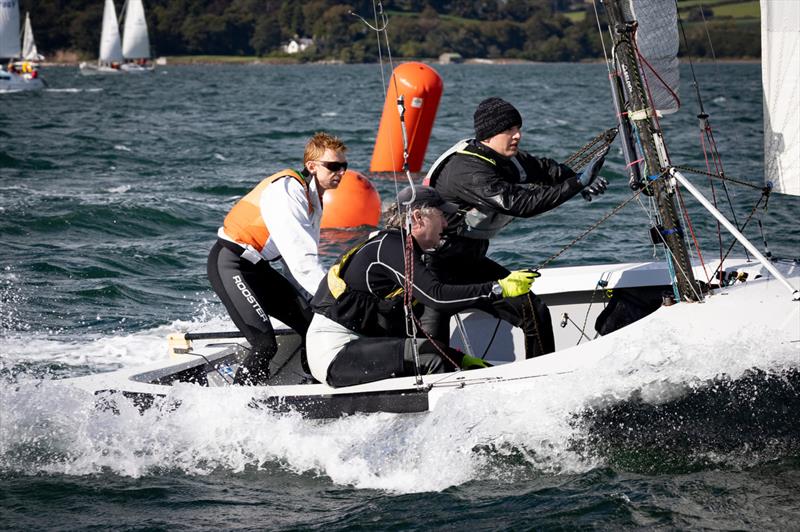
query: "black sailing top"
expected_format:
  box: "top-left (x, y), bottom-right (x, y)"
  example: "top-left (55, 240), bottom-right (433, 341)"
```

top-left (311, 229), bottom-right (497, 337)
top-left (425, 139), bottom-right (583, 272)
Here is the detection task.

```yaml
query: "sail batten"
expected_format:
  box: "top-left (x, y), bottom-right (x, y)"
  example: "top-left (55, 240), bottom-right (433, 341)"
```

top-left (622, 0), bottom-right (681, 115)
top-left (761, 0), bottom-right (800, 196)
top-left (99, 0), bottom-right (123, 64)
top-left (122, 0), bottom-right (150, 60)
top-left (0, 0), bottom-right (21, 59)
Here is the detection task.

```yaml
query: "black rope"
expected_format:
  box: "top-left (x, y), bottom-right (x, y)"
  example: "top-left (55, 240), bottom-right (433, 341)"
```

top-left (521, 292), bottom-right (545, 358)
top-left (481, 319), bottom-right (502, 358)
top-left (536, 185), bottom-right (648, 271)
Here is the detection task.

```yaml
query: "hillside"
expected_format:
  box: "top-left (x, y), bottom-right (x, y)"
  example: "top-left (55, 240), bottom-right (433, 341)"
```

top-left (21, 0), bottom-right (761, 63)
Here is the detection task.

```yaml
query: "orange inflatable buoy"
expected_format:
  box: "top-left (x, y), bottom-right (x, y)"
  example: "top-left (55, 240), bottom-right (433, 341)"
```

top-left (370, 62), bottom-right (443, 173)
top-left (321, 170), bottom-right (382, 228)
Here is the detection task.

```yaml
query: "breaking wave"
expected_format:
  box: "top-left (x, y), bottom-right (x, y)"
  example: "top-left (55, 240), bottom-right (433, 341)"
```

top-left (1, 317), bottom-right (798, 493)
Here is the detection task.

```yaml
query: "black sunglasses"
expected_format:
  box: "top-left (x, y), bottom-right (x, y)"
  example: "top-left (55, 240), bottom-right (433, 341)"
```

top-left (316, 160), bottom-right (348, 172)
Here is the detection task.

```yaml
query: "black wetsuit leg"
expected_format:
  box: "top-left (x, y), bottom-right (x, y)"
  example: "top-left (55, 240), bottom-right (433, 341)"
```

top-left (207, 241), bottom-right (313, 384)
top-left (480, 293), bottom-right (555, 358)
top-left (420, 245), bottom-right (509, 345)
top-left (326, 337), bottom-right (460, 387)
top-left (422, 243), bottom-right (554, 358)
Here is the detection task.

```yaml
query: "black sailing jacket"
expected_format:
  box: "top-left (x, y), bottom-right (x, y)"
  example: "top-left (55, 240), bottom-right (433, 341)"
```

top-left (312, 229), bottom-right (496, 337)
top-left (428, 139), bottom-right (583, 266)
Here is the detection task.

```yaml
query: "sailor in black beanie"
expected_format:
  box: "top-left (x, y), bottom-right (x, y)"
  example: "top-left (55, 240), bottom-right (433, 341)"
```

top-left (420, 96), bottom-right (609, 359)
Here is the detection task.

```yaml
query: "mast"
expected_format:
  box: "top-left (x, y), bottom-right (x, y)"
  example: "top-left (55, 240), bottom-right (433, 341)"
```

top-left (603, 0), bottom-right (701, 302)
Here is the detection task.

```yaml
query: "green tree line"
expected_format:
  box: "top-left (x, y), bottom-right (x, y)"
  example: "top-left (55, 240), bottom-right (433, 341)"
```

top-left (22, 0), bottom-right (760, 62)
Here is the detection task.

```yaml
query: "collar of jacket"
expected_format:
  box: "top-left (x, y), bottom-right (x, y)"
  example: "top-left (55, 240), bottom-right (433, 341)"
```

top-left (468, 139), bottom-right (516, 164)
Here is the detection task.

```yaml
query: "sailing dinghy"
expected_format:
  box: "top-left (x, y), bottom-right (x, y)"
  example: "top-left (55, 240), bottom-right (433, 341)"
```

top-left (79, 0), bottom-right (125, 74)
top-left (65, 0), bottom-right (799, 419)
top-left (0, 5), bottom-right (45, 92)
top-left (120, 0), bottom-right (154, 72)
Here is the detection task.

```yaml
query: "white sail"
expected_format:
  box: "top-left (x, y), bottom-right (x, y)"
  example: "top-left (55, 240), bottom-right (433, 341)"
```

top-left (761, 0), bottom-right (800, 196)
top-left (21, 12), bottom-right (43, 61)
top-left (122, 0), bottom-right (150, 60)
top-left (622, 0), bottom-right (681, 115)
top-left (99, 0), bottom-right (123, 64)
top-left (0, 0), bottom-right (21, 59)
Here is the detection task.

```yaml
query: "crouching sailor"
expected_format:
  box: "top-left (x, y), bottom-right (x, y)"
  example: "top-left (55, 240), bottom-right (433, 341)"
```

top-left (207, 132), bottom-right (348, 385)
top-left (307, 185), bottom-right (538, 387)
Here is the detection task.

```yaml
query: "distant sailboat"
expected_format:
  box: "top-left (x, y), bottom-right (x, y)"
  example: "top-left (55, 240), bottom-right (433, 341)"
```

top-left (79, 0), bottom-right (124, 74)
top-left (0, 4), bottom-right (45, 92)
top-left (21, 12), bottom-right (44, 61)
top-left (120, 0), bottom-right (154, 73)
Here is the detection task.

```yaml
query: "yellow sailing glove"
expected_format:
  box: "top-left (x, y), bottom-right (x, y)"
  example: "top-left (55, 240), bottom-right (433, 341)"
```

top-left (460, 354), bottom-right (492, 370)
top-left (496, 269), bottom-right (540, 298)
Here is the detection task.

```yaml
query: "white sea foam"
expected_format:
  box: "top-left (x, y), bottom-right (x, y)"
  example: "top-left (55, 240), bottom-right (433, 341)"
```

top-left (44, 88), bottom-right (104, 93)
top-left (1, 314), bottom-right (796, 492)
top-left (114, 145), bottom-right (132, 152)
top-left (0, 315), bottom-right (236, 369)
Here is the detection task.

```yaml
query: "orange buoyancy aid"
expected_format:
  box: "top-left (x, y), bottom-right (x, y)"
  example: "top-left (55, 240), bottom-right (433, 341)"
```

top-left (223, 169), bottom-right (314, 252)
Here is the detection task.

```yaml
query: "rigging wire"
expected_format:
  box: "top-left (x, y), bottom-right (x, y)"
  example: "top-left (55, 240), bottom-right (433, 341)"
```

top-left (589, 0), bottom-right (685, 301)
top-left (591, 0), bottom-right (613, 70)
top-left (634, 48), bottom-right (681, 111)
top-left (627, 20), bottom-right (709, 301)
top-left (536, 188), bottom-right (645, 270)
top-left (637, 187), bottom-right (705, 302)
top-left (675, 0), bottom-right (751, 266)
top-left (676, 186), bottom-right (712, 285)
top-left (708, 191), bottom-right (771, 283)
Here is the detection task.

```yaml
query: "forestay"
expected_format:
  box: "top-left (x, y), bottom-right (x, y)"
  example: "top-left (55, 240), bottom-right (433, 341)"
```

top-left (122, 0), bottom-right (151, 60)
top-left (0, 0), bottom-right (21, 59)
top-left (621, 0), bottom-right (680, 115)
top-left (761, 0), bottom-right (800, 196)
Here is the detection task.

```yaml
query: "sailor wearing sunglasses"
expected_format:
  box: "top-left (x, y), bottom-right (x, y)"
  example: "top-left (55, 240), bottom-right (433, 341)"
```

top-left (207, 132), bottom-right (348, 385)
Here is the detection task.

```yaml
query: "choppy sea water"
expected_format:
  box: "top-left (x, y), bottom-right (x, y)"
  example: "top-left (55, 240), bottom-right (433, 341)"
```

top-left (1, 63), bottom-right (799, 530)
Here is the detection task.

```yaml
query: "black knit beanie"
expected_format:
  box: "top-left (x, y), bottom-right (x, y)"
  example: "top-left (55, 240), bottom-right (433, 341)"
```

top-left (473, 97), bottom-right (522, 140)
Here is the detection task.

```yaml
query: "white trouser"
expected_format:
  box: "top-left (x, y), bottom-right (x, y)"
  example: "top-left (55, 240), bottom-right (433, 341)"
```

top-left (305, 313), bottom-right (361, 384)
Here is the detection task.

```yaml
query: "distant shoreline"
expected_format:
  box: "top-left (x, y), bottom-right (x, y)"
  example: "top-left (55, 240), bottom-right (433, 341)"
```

top-left (41, 55), bottom-right (762, 67)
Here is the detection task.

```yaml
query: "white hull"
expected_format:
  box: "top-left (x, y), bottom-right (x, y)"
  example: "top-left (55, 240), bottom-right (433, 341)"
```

top-left (0, 69), bottom-right (44, 92)
top-left (79, 61), bottom-right (154, 75)
top-left (79, 61), bottom-right (124, 75)
top-left (120, 62), bottom-right (154, 73)
top-left (65, 257), bottom-right (800, 418)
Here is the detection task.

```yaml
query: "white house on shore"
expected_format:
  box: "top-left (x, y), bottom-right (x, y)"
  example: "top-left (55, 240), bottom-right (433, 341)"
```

top-left (283, 38), bottom-right (314, 54)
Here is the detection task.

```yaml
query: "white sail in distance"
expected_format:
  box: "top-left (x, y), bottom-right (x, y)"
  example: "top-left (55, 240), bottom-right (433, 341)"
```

top-left (0, 0), bottom-right (21, 59)
top-left (761, 0), bottom-right (800, 196)
top-left (622, 0), bottom-right (680, 115)
top-left (21, 12), bottom-right (44, 61)
top-left (122, 0), bottom-right (150, 60)
top-left (99, 0), bottom-right (123, 64)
